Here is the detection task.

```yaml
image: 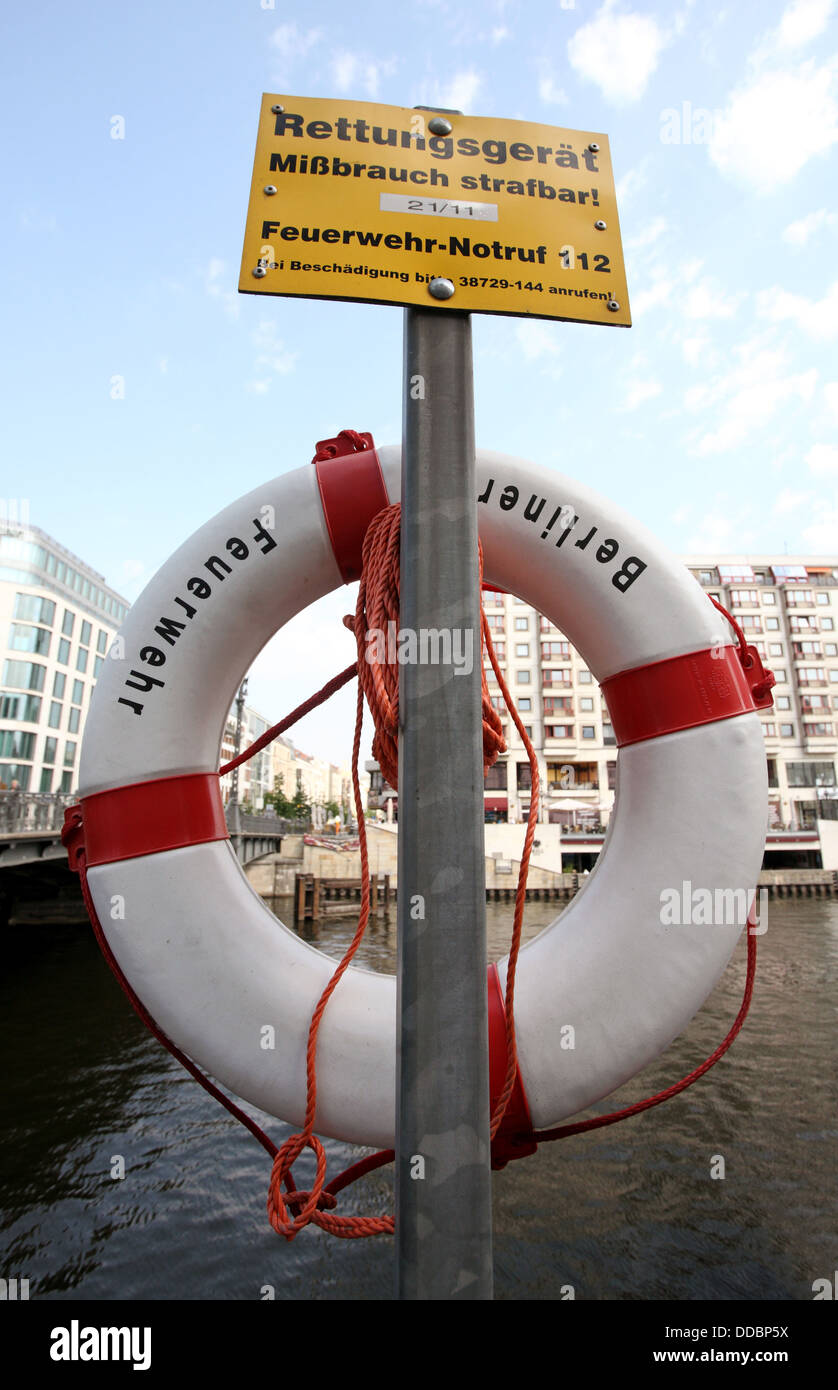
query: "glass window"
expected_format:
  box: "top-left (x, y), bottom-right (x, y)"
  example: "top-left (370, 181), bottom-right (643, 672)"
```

top-left (62, 610), bottom-right (74, 636)
top-left (64, 741), bottom-right (77, 766)
top-left (773, 669), bottom-right (787, 683)
top-left (518, 698), bottom-right (532, 711)
top-left (13, 594), bottom-right (55, 625)
top-left (546, 725), bottom-right (573, 738)
top-left (578, 671), bottom-right (592, 684)
top-left (769, 643), bottom-right (783, 655)
top-left (93, 656), bottom-right (103, 677)
top-left (581, 725), bottom-right (596, 739)
top-left (0, 693), bottom-right (40, 721)
top-left (765, 618), bottom-right (779, 630)
top-left (0, 730), bottom-right (35, 757)
top-left (816, 592), bottom-right (831, 605)
top-left (39, 767), bottom-right (53, 792)
top-left (516, 670), bottom-right (531, 684)
top-left (80, 620), bottom-right (92, 646)
top-left (53, 672), bottom-right (66, 697)
top-left (48, 701), bottom-right (62, 729)
top-left (76, 648), bottom-right (89, 673)
top-left (780, 724), bottom-right (794, 737)
top-left (57, 638), bottom-right (70, 665)
top-left (515, 644), bottom-right (529, 657)
top-left (0, 763), bottom-right (31, 790)
top-left (514, 617), bottom-right (529, 630)
top-left (43, 737), bottom-right (57, 764)
top-left (72, 679), bottom-right (84, 704)
top-left (763, 592), bottom-right (776, 605)
top-left (825, 644), bottom-right (837, 657)
top-left (97, 629), bottom-right (108, 654)
top-left (823, 618), bottom-right (835, 630)
top-left (580, 697), bottom-right (594, 711)
top-left (9, 623), bottom-right (51, 655)
top-left (776, 696), bottom-right (791, 710)
top-left (68, 707), bottom-right (80, 733)
top-left (2, 660), bottom-right (46, 691)
top-left (60, 770), bottom-right (72, 792)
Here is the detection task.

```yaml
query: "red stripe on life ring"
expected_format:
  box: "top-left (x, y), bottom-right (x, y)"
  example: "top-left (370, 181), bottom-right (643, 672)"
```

top-left (487, 963), bottom-right (538, 1169)
top-left (601, 643), bottom-right (774, 749)
top-left (80, 773), bottom-right (229, 867)
top-left (312, 433), bottom-right (389, 584)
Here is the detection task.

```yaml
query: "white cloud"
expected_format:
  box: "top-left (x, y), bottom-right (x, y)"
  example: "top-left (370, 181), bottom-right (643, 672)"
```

top-left (773, 0), bottom-right (835, 51)
top-left (538, 75), bottom-right (568, 105)
top-left (757, 279), bottom-right (838, 340)
top-left (204, 258), bottom-right (239, 319)
top-left (331, 52), bottom-right (396, 98)
top-left (806, 442), bottom-right (838, 475)
top-left (802, 503), bottom-right (838, 548)
top-left (514, 321), bottom-right (561, 363)
top-left (782, 208), bottom-right (838, 245)
top-left (823, 381), bottom-right (838, 416)
top-left (631, 275), bottom-right (674, 316)
top-left (491, 26), bottom-right (509, 43)
top-left (158, 357), bottom-right (168, 374)
top-left (685, 511), bottom-right (736, 552)
top-left (425, 70), bottom-right (483, 113)
top-left (688, 341), bottom-right (818, 454)
top-left (567, 2), bottom-right (668, 104)
top-left (625, 216), bottom-right (668, 251)
top-left (681, 334), bottom-right (713, 367)
top-left (269, 24), bottom-right (323, 59)
top-left (709, 59), bottom-right (838, 191)
top-left (682, 279), bottom-right (745, 319)
top-left (773, 488), bottom-right (814, 513)
top-left (250, 319), bottom-right (297, 383)
top-left (623, 379), bottom-right (663, 410)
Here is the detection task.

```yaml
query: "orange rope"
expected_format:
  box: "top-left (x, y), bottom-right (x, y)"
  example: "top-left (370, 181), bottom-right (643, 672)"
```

top-left (267, 502), bottom-right (523, 1238)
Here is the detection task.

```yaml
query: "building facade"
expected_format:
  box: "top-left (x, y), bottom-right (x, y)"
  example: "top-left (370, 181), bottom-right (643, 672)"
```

top-left (367, 555), bottom-right (838, 852)
top-left (0, 523), bottom-right (130, 793)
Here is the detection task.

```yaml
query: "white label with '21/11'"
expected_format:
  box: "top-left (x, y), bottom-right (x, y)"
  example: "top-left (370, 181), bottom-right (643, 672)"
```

top-left (379, 194), bottom-right (499, 220)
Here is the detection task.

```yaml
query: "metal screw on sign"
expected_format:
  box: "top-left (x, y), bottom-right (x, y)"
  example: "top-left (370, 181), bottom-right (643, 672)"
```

top-left (252, 266), bottom-right (268, 279)
top-left (588, 142), bottom-right (600, 152)
top-left (429, 278), bottom-right (456, 301)
top-left (595, 220), bottom-right (607, 230)
top-left (264, 185), bottom-right (277, 196)
top-left (428, 116), bottom-right (453, 136)
top-left (607, 299), bottom-right (620, 311)
top-left (271, 104), bottom-right (284, 114)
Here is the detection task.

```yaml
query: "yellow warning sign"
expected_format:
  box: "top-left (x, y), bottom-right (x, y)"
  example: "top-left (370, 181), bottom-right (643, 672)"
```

top-left (239, 95), bottom-right (630, 326)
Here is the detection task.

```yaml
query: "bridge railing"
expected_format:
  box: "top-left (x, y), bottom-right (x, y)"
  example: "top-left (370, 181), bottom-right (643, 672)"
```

top-left (229, 810), bottom-right (310, 835)
top-left (0, 791), bottom-right (76, 834)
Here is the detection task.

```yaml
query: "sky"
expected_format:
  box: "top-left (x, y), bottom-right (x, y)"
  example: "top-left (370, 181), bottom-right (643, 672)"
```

top-left (2, 0), bottom-right (838, 763)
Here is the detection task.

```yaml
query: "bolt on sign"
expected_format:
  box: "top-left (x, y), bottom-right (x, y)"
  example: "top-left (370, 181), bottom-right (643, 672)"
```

top-left (239, 95), bottom-right (630, 326)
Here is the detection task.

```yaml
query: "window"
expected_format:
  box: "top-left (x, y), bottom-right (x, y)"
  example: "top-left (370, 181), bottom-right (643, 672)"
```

top-left (68, 708), bottom-right (80, 733)
top-left (603, 722), bottom-right (615, 745)
top-left (64, 741), bottom-right (77, 766)
top-left (789, 615), bottom-right (818, 631)
top-left (780, 724), bottom-right (794, 737)
top-left (544, 696), bottom-right (573, 714)
top-left (514, 617), bottom-right (529, 630)
top-left (578, 671), bottom-right (593, 684)
top-left (77, 648), bottom-right (88, 673)
top-left (52, 673), bottom-right (66, 698)
top-left (775, 696), bottom-right (791, 710)
top-left (546, 724), bottom-right (573, 739)
top-left (62, 610), bottom-right (74, 636)
top-left (72, 679), bottom-right (84, 704)
top-left (786, 589), bottom-right (814, 607)
top-left (823, 618), bottom-right (835, 630)
top-left (762, 722), bottom-right (776, 736)
top-left (486, 614), bottom-right (504, 630)
top-left (9, 623), bottom-right (50, 655)
top-left (93, 656), bottom-right (104, 678)
top-left (767, 759), bottom-right (778, 787)
top-left (730, 589), bottom-right (759, 607)
top-left (816, 592), bottom-right (831, 605)
top-left (773, 669), bottom-right (787, 683)
top-left (763, 592), bottom-right (776, 605)
top-left (515, 644), bottom-right (530, 657)
top-left (60, 770), bottom-right (72, 792)
top-left (794, 642), bottom-right (822, 658)
top-left (517, 763), bottom-right (532, 790)
top-left (543, 668), bottom-right (571, 685)
top-left (786, 762), bottom-right (836, 787)
top-left (581, 725), bottom-right (596, 739)
top-left (80, 621), bottom-right (91, 645)
top-left (804, 722), bottom-right (833, 737)
top-left (516, 670), bottom-right (531, 684)
top-left (765, 618), bottom-right (779, 630)
top-left (484, 762), bottom-right (507, 790)
top-left (48, 701), bottom-right (62, 729)
top-left (518, 698), bottom-right (532, 711)
top-left (97, 630), bottom-right (108, 653)
top-left (798, 668), bottom-right (826, 684)
top-left (541, 642), bottom-right (570, 661)
top-left (739, 615), bottom-right (762, 632)
top-left (825, 644), bottom-right (838, 657)
top-left (57, 638), bottom-right (70, 665)
top-left (0, 730), bottom-right (35, 758)
top-left (769, 643), bottom-right (784, 656)
top-left (14, 594), bottom-right (55, 625)
top-left (3, 660), bottom-right (46, 691)
top-left (607, 762), bottom-right (617, 789)
top-left (0, 693), bottom-right (40, 721)
top-left (0, 763), bottom-right (31, 789)
top-left (580, 697), bottom-right (594, 711)
top-left (43, 737), bottom-right (57, 764)
top-left (39, 768), bottom-right (53, 792)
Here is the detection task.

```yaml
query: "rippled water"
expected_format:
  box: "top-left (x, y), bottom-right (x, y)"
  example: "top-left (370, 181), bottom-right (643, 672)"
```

top-left (1, 896), bottom-right (836, 1301)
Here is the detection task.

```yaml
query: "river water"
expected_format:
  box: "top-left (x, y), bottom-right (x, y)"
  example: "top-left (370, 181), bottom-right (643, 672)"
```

top-left (1, 896), bottom-right (836, 1302)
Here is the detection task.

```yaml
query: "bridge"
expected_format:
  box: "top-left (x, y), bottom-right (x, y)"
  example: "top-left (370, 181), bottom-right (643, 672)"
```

top-left (0, 792), bottom-right (306, 926)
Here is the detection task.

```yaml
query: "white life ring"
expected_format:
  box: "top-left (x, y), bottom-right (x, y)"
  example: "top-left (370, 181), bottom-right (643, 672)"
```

top-left (77, 442), bottom-right (770, 1149)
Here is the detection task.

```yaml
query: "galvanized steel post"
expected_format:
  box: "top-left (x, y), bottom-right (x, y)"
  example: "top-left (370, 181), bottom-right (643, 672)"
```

top-left (396, 303), bottom-right (493, 1299)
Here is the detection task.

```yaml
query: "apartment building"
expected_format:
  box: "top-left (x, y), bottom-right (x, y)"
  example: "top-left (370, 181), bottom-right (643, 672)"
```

top-left (367, 555), bottom-right (838, 850)
top-left (0, 523), bottom-right (130, 793)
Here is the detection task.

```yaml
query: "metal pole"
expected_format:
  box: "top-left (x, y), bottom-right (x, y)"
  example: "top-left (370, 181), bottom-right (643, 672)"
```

top-left (396, 304), bottom-right (493, 1299)
top-left (228, 677), bottom-right (248, 856)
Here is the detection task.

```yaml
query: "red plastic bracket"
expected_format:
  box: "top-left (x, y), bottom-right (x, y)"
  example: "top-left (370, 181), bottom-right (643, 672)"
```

top-left (312, 430), bottom-right (389, 584)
